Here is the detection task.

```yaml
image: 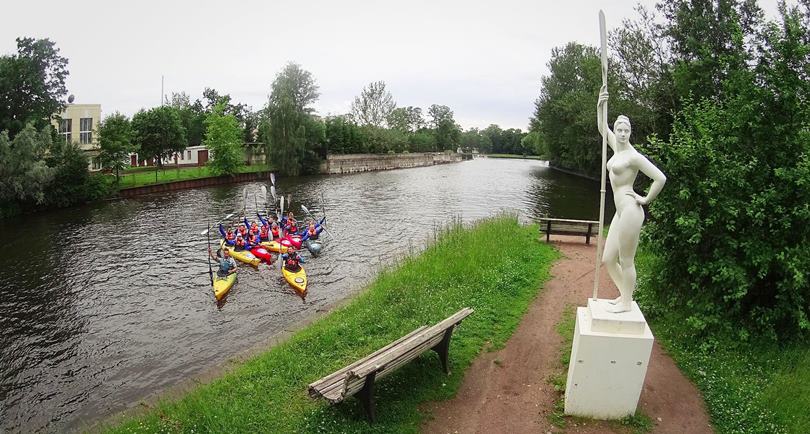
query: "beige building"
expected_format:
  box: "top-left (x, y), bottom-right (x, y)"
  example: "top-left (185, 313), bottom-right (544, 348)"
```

top-left (52, 103), bottom-right (102, 171)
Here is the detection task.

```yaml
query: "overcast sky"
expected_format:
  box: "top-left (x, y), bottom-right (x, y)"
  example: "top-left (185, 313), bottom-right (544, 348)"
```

top-left (1, 0), bottom-right (784, 130)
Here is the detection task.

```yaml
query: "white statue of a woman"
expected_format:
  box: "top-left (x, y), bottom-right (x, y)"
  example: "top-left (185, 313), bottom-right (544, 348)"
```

top-left (597, 85), bottom-right (666, 313)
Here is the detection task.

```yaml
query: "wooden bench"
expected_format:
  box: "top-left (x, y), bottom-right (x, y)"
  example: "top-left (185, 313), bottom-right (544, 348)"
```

top-left (539, 217), bottom-right (599, 244)
top-left (308, 307), bottom-right (474, 422)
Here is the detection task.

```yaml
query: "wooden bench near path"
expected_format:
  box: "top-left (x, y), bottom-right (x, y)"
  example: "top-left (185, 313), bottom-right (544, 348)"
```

top-left (308, 307), bottom-right (474, 422)
top-left (538, 217), bottom-right (600, 244)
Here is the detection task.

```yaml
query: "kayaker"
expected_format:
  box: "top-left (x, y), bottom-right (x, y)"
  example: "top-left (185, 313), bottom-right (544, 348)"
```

top-left (209, 247), bottom-right (237, 277)
top-left (248, 231), bottom-right (261, 247)
top-left (234, 233), bottom-right (247, 251)
top-left (250, 221), bottom-right (260, 236)
top-left (286, 212), bottom-right (298, 233)
top-left (225, 228), bottom-right (236, 243)
top-left (306, 220), bottom-right (318, 240)
top-left (282, 247), bottom-right (305, 272)
top-left (238, 223), bottom-right (248, 238)
top-left (259, 223), bottom-right (270, 241)
top-left (271, 220), bottom-right (281, 239)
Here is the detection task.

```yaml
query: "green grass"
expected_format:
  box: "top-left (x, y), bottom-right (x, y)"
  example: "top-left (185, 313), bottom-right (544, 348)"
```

top-left (485, 153), bottom-right (545, 160)
top-left (106, 215), bottom-right (559, 433)
top-left (116, 164), bottom-right (272, 189)
top-left (635, 247), bottom-right (810, 434)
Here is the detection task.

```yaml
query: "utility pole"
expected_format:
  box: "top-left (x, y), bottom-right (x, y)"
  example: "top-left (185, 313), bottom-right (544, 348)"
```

top-left (161, 75), bottom-right (164, 106)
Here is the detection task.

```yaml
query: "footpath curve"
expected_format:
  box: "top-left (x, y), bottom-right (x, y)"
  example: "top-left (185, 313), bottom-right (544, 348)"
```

top-left (421, 235), bottom-right (713, 434)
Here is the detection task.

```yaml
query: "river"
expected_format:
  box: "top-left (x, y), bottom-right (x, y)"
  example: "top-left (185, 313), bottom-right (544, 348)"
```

top-left (0, 158), bottom-right (613, 432)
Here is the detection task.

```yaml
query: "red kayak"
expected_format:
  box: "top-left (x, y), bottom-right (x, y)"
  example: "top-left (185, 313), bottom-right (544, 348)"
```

top-left (250, 246), bottom-right (275, 264)
top-left (279, 234), bottom-right (303, 249)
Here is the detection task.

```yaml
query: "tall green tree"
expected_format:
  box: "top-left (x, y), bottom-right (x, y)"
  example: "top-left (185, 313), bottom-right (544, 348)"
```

top-left (265, 63), bottom-right (321, 176)
top-left (98, 112), bottom-right (136, 183)
top-left (427, 104), bottom-right (461, 151)
top-left (387, 106), bottom-right (425, 133)
top-left (204, 103), bottom-right (244, 176)
top-left (0, 38), bottom-right (69, 138)
top-left (0, 125), bottom-right (52, 208)
top-left (351, 81), bottom-right (396, 128)
top-left (131, 106), bottom-right (186, 178)
top-left (168, 92), bottom-right (206, 147)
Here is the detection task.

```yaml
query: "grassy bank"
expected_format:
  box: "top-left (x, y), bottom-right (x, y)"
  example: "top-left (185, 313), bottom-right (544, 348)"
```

top-left (485, 153), bottom-right (544, 160)
top-left (107, 215), bottom-right (558, 433)
top-left (116, 164), bottom-right (273, 189)
top-left (635, 248), bottom-right (810, 434)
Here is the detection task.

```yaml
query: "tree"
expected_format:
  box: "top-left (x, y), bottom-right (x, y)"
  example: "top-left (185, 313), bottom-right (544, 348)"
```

top-left (638, 4), bottom-right (810, 337)
top-left (0, 38), bottom-right (69, 138)
top-left (131, 106), bottom-right (186, 179)
top-left (168, 92), bottom-right (206, 147)
top-left (351, 81), bottom-right (396, 127)
top-left (204, 103), bottom-right (244, 176)
top-left (428, 104), bottom-right (461, 151)
top-left (460, 128), bottom-right (491, 153)
top-left (98, 113), bottom-right (136, 183)
top-left (388, 106), bottom-right (425, 133)
top-left (265, 63), bottom-right (322, 176)
top-left (0, 125), bottom-right (52, 208)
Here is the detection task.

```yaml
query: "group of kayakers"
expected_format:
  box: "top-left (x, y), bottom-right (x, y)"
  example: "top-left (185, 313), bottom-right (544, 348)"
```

top-left (221, 212), bottom-right (320, 252)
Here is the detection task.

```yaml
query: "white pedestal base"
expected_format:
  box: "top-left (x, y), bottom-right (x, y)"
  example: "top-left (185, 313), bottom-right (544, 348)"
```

top-left (563, 299), bottom-right (654, 419)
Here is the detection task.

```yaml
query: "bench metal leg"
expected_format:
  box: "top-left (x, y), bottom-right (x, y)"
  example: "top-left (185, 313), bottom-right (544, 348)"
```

top-left (546, 221), bottom-right (551, 242)
top-left (586, 223), bottom-right (592, 245)
top-left (431, 325), bottom-right (455, 375)
top-left (358, 372), bottom-right (377, 423)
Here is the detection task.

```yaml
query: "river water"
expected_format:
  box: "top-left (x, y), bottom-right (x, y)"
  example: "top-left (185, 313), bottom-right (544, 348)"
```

top-left (0, 158), bottom-right (612, 432)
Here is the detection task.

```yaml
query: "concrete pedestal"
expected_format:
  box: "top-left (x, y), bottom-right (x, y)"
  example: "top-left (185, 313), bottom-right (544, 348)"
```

top-left (563, 298), bottom-right (654, 419)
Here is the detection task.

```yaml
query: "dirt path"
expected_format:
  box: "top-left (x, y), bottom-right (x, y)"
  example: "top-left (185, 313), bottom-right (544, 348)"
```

top-left (421, 236), bottom-right (712, 434)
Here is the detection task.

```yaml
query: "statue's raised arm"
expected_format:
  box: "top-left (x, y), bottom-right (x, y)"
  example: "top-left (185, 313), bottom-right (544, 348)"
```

top-left (596, 85), bottom-right (616, 152)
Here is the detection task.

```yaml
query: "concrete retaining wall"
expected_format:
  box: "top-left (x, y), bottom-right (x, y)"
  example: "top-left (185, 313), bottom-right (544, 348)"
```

top-left (320, 152), bottom-right (462, 174)
top-left (118, 171), bottom-right (272, 198)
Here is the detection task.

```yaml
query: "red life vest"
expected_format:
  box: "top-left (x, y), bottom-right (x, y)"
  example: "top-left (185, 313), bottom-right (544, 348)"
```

top-left (308, 226), bottom-right (317, 236)
top-left (260, 226), bottom-right (269, 238)
top-left (235, 238), bottom-right (245, 249)
top-left (226, 231), bottom-right (235, 241)
top-left (271, 226), bottom-right (280, 237)
top-left (249, 234), bottom-right (259, 245)
top-left (285, 254), bottom-right (300, 269)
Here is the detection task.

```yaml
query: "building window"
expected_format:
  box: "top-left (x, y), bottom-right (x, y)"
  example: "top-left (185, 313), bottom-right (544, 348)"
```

top-left (91, 157), bottom-right (103, 171)
top-left (187, 150), bottom-right (191, 159)
top-left (80, 118), bottom-right (93, 144)
top-left (58, 119), bottom-right (72, 143)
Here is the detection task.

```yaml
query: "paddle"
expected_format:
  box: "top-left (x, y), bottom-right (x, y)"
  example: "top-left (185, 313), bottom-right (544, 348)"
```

top-left (593, 9), bottom-right (608, 302)
top-left (279, 195), bottom-right (285, 273)
top-left (200, 213), bottom-right (236, 236)
top-left (206, 221), bottom-right (213, 286)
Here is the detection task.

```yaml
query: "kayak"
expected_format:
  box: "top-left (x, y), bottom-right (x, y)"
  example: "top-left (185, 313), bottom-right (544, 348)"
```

top-left (260, 240), bottom-right (289, 253)
top-left (305, 240), bottom-right (323, 256)
top-left (282, 265), bottom-right (307, 298)
top-left (221, 241), bottom-right (261, 268)
top-left (280, 234), bottom-right (303, 249)
top-left (250, 246), bottom-right (274, 264)
top-left (213, 273), bottom-right (237, 301)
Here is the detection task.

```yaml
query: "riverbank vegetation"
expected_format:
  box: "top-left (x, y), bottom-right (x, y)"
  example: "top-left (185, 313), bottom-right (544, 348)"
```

top-left (117, 164), bottom-right (272, 189)
top-left (533, 1), bottom-right (810, 431)
top-left (106, 216), bottom-right (557, 433)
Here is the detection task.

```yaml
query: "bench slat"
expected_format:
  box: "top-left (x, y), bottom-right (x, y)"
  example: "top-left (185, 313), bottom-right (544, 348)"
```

top-left (308, 325), bottom-right (428, 398)
top-left (348, 308), bottom-right (473, 379)
top-left (538, 217), bottom-right (599, 224)
top-left (342, 332), bottom-right (447, 397)
top-left (543, 223), bottom-right (598, 234)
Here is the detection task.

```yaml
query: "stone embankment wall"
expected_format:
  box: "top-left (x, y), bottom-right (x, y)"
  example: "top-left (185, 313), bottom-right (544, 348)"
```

top-left (118, 171), bottom-right (272, 198)
top-left (320, 152), bottom-right (463, 175)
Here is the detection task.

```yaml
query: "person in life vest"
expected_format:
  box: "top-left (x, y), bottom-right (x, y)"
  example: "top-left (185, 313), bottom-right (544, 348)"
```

top-left (282, 246), bottom-right (305, 272)
top-left (285, 212), bottom-right (298, 233)
top-left (238, 223), bottom-right (248, 238)
top-left (249, 221), bottom-right (260, 236)
top-left (208, 246), bottom-right (237, 277)
top-left (234, 233), bottom-right (247, 251)
top-left (225, 228), bottom-right (236, 243)
top-left (259, 223), bottom-right (270, 241)
top-left (271, 220), bottom-right (281, 239)
top-left (248, 231), bottom-right (261, 247)
top-left (306, 220), bottom-right (318, 240)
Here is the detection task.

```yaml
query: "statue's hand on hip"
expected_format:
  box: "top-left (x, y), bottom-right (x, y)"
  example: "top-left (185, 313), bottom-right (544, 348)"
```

top-left (625, 191), bottom-right (648, 206)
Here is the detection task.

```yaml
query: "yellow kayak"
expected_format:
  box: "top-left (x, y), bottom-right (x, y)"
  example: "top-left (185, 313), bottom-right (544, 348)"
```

top-left (260, 240), bottom-right (289, 253)
top-left (221, 241), bottom-right (261, 268)
top-left (213, 273), bottom-right (237, 301)
top-left (282, 265), bottom-right (307, 299)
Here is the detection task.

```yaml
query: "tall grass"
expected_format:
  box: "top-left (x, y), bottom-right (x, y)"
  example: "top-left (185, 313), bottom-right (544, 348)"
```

top-left (117, 164), bottom-right (272, 189)
top-left (635, 247), bottom-right (810, 434)
top-left (107, 215), bottom-right (558, 433)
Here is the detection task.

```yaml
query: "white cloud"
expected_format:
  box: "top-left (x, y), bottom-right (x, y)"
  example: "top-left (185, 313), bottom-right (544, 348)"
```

top-left (0, 0), bottom-right (786, 130)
